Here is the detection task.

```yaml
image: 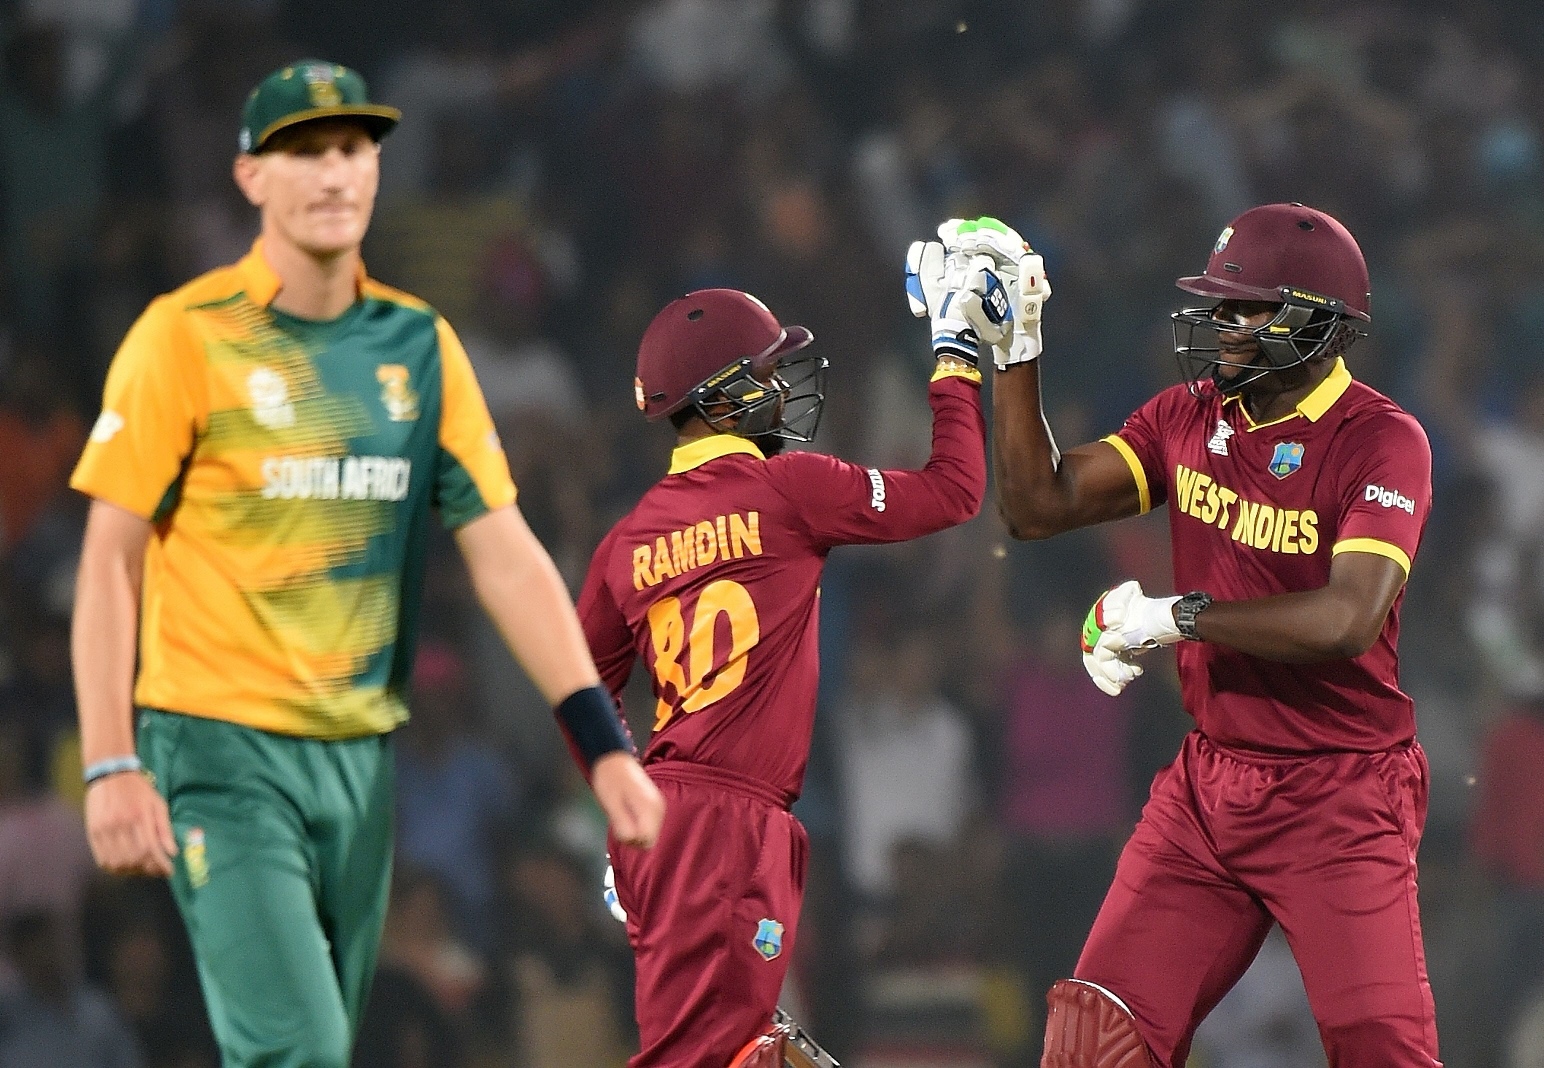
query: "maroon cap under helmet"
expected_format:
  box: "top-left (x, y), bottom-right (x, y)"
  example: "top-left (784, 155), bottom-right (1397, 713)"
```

top-left (635, 289), bottom-right (813, 420)
top-left (1177, 203), bottom-right (1371, 322)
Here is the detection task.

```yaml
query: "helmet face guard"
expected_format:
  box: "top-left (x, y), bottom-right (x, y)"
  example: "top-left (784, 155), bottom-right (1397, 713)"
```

top-left (686, 346), bottom-right (828, 444)
top-left (1170, 287), bottom-right (1364, 397)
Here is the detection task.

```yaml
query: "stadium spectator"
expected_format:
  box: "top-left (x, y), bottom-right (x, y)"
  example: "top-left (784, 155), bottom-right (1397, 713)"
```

top-left (395, 640), bottom-right (518, 951)
top-left (0, 910), bottom-right (143, 1068)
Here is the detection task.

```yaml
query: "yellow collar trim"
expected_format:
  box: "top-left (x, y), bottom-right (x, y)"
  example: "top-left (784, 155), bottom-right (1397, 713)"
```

top-left (1233, 357), bottom-right (1352, 431)
top-left (1295, 356), bottom-right (1352, 422)
top-left (237, 238), bottom-right (369, 309)
top-left (668, 435), bottom-right (765, 475)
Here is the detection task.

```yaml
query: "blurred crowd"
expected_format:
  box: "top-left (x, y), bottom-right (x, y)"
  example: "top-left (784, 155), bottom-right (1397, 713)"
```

top-left (1, 0), bottom-right (1543, 1065)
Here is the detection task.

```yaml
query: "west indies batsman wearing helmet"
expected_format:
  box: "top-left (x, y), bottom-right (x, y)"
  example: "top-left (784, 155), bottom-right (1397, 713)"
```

top-left (577, 278), bottom-right (988, 1067)
top-left (954, 205), bottom-right (1438, 1068)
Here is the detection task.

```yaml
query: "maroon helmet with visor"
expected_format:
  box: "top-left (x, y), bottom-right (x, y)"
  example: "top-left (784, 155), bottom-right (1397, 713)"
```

top-left (635, 289), bottom-right (826, 443)
top-left (1171, 203), bottom-right (1371, 396)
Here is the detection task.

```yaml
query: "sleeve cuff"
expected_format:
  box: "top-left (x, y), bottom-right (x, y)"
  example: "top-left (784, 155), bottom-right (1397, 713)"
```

top-left (931, 361), bottom-right (984, 386)
top-left (1332, 537), bottom-right (1411, 578)
top-left (1101, 434), bottom-right (1151, 515)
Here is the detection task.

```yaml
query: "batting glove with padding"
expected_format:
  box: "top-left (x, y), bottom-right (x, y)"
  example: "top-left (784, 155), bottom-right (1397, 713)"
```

top-left (906, 235), bottom-right (994, 366)
top-left (1080, 580), bottom-right (1182, 696)
top-left (946, 216), bottom-right (1052, 370)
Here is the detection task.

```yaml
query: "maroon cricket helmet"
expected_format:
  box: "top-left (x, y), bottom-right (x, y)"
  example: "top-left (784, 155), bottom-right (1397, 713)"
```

top-left (1171, 203), bottom-right (1371, 396)
top-left (634, 289), bottom-right (824, 443)
top-left (1177, 202), bottom-right (1371, 321)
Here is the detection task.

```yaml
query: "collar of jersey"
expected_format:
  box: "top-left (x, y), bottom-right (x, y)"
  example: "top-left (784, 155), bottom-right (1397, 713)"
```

top-left (668, 435), bottom-right (766, 474)
top-left (237, 239), bottom-right (369, 308)
top-left (1229, 357), bottom-right (1352, 431)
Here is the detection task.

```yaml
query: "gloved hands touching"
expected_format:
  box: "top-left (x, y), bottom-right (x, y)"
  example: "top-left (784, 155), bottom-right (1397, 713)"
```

top-left (1080, 579), bottom-right (1182, 696)
top-left (905, 236), bottom-right (998, 366)
top-left (940, 216), bottom-right (1052, 370)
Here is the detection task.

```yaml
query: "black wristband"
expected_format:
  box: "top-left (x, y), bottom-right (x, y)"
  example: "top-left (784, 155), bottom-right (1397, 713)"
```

top-left (554, 685), bottom-right (633, 770)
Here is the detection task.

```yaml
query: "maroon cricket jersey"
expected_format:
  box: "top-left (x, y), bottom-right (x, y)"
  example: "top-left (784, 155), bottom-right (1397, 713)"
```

top-left (1107, 358), bottom-right (1432, 754)
top-left (578, 374), bottom-right (985, 800)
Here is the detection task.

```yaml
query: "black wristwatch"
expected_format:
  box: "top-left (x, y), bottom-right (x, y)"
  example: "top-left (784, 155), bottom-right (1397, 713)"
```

top-left (1173, 591), bottom-right (1213, 640)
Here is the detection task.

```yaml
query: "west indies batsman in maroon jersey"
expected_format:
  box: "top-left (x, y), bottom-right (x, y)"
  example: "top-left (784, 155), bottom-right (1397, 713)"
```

top-left (578, 287), bottom-right (985, 1068)
top-left (975, 204), bottom-right (1441, 1068)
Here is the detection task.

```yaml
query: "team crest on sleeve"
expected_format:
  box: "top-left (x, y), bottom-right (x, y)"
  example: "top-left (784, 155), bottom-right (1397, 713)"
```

top-left (1268, 441), bottom-right (1305, 479)
top-left (753, 918), bottom-right (784, 961)
top-left (376, 365), bottom-right (420, 421)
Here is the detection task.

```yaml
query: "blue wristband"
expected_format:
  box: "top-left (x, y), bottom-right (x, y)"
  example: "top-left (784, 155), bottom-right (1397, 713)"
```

top-left (84, 754), bottom-right (143, 786)
top-left (555, 686), bottom-right (633, 770)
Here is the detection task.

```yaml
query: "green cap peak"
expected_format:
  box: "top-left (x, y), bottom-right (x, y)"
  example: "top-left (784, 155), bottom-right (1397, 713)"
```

top-left (239, 60), bottom-right (400, 154)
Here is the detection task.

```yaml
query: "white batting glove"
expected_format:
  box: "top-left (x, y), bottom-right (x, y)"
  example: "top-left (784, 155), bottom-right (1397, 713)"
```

top-left (1079, 580), bottom-right (1182, 696)
top-left (603, 860), bottom-right (627, 922)
top-left (1004, 252), bottom-right (1051, 369)
top-left (905, 238), bottom-right (984, 365)
top-left (1082, 632), bottom-right (1145, 697)
top-left (945, 217), bottom-right (1052, 370)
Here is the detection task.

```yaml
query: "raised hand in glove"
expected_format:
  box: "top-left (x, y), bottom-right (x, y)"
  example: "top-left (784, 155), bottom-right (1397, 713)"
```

top-left (1079, 579), bottom-right (1181, 696)
top-left (945, 216), bottom-right (1052, 370)
top-left (906, 234), bottom-right (997, 366)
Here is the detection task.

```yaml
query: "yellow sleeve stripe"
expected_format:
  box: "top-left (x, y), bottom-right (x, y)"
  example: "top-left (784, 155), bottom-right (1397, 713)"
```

top-left (435, 317), bottom-right (517, 513)
top-left (1100, 434), bottom-right (1150, 515)
top-left (1333, 537), bottom-right (1411, 577)
top-left (930, 362), bottom-right (983, 385)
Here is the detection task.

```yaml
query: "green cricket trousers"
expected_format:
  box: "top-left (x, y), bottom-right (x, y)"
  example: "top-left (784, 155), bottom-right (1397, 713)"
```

top-left (138, 709), bottom-right (395, 1068)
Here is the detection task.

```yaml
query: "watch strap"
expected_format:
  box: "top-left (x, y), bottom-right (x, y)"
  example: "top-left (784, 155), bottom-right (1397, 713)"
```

top-left (1174, 591), bottom-right (1213, 640)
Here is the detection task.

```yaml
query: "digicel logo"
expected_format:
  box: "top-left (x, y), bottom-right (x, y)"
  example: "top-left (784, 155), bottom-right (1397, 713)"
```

top-left (1364, 484), bottom-right (1416, 515)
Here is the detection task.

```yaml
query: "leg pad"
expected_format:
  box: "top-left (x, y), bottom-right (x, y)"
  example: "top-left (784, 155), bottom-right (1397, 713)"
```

top-left (1042, 979), bottom-right (1160, 1068)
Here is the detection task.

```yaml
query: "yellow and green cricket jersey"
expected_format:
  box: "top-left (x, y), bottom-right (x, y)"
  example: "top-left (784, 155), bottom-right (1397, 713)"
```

top-left (71, 240), bottom-right (517, 739)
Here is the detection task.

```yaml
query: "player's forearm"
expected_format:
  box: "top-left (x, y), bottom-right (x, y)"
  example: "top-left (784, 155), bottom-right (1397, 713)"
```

top-left (1191, 588), bottom-right (1380, 663)
top-left (917, 373), bottom-right (987, 525)
top-left (857, 375), bottom-right (987, 543)
top-left (991, 362), bottom-right (1079, 539)
top-left (458, 506), bottom-right (601, 704)
top-left (72, 503), bottom-right (150, 764)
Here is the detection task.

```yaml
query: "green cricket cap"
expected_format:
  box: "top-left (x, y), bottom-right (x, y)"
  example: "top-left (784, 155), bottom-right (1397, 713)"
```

top-left (239, 60), bottom-right (400, 153)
